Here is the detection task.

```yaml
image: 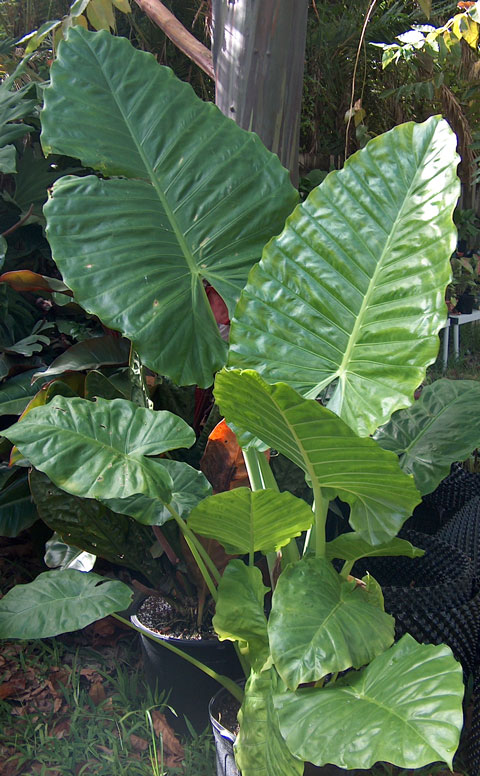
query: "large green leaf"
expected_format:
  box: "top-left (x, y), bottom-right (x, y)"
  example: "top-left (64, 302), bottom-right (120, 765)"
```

top-left (189, 488), bottom-right (314, 555)
top-left (29, 469), bottom-right (162, 584)
top-left (0, 369), bottom-right (43, 415)
top-left (374, 378), bottom-right (480, 495)
top-left (214, 369), bottom-right (421, 544)
top-left (0, 468), bottom-right (38, 537)
top-left (103, 458), bottom-right (212, 525)
top-left (4, 396), bottom-right (194, 503)
top-left (32, 336), bottom-right (130, 382)
top-left (235, 669), bottom-right (303, 776)
top-left (0, 570), bottom-right (132, 639)
top-left (326, 534), bottom-right (424, 565)
top-left (44, 532), bottom-right (96, 572)
top-left (229, 117), bottom-right (459, 436)
top-left (213, 560), bottom-right (270, 672)
top-left (268, 557), bottom-right (394, 689)
top-left (41, 27), bottom-right (298, 387)
top-left (274, 634), bottom-right (463, 770)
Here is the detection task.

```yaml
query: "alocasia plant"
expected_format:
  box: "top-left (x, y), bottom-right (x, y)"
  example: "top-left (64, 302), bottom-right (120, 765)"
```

top-left (0, 27), bottom-right (471, 776)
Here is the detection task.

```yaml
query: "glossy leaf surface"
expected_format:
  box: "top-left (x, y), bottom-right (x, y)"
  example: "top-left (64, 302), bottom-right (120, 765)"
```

top-left (103, 458), bottom-right (212, 525)
top-left (0, 369), bottom-right (41, 415)
top-left (214, 370), bottom-right (421, 543)
top-left (274, 635), bottom-right (463, 769)
top-left (0, 570), bottom-right (132, 639)
top-left (326, 534), bottom-right (424, 564)
top-left (268, 557), bottom-right (394, 688)
top-left (213, 560), bottom-right (270, 672)
top-left (229, 117), bottom-right (459, 435)
top-left (374, 378), bottom-right (480, 495)
top-left (4, 397), bottom-right (194, 503)
top-left (30, 470), bottom-right (161, 584)
top-left (0, 469), bottom-right (38, 537)
top-left (44, 533), bottom-right (96, 571)
top-left (41, 27), bottom-right (298, 387)
top-left (0, 270), bottom-right (71, 294)
top-left (189, 487), bottom-right (313, 555)
top-left (32, 336), bottom-right (129, 382)
top-left (235, 669), bottom-right (303, 776)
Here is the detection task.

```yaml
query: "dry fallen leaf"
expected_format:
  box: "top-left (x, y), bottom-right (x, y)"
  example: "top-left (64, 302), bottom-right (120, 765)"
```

top-left (96, 745), bottom-right (114, 755)
top-left (80, 667), bottom-right (103, 682)
top-left (151, 710), bottom-right (184, 761)
top-left (52, 719), bottom-right (71, 739)
top-left (0, 681), bottom-right (23, 700)
top-left (88, 681), bottom-right (106, 705)
top-left (130, 734), bottom-right (149, 752)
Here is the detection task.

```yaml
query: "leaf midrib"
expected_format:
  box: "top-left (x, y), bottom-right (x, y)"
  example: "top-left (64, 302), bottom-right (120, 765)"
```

top-left (402, 394), bottom-right (466, 457)
top-left (85, 34), bottom-right (199, 281)
top-left (328, 133), bottom-right (435, 401)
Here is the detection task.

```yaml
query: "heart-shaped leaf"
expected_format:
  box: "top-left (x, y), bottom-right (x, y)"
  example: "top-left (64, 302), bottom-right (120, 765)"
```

top-left (326, 535), bottom-right (424, 565)
top-left (41, 27), bottom-right (298, 387)
top-left (189, 487), bottom-right (314, 555)
top-left (214, 560), bottom-right (270, 672)
top-left (103, 458), bottom-right (212, 525)
top-left (4, 396), bottom-right (194, 503)
top-left (274, 634), bottom-right (463, 770)
top-left (268, 557), bottom-right (394, 689)
top-left (0, 570), bottom-right (132, 639)
top-left (229, 116), bottom-right (459, 435)
top-left (214, 369), bottom-right (421, 544)
top-left (374, 378), bottom-right (480, 495)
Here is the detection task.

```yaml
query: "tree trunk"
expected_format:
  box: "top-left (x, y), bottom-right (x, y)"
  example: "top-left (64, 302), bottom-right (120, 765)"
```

top-left (212, 0), bottom-right (309, 185)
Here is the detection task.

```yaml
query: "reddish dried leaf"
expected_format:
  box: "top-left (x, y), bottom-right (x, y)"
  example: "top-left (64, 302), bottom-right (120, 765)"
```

top-left (0, 270), bottom-right (71, 295)
top-left (88, 681), bottom-right (106, 705)
top-left (163, 752), bottom-right (185, 769)
top-left (52, 719), bottom-right (71, 739)
top-left (30, 764), bottom-right (61, 775)
top-left (80, 668), bottom-right (102, 682)
top-left (130, 734), bottom-right (149, 752)
top-left (48, 667), bottom-right (70, 691)
top-left (200, 419), bottom-right (269, 493)
top-left (0, 682), bottom-right (20, 700)
top-left (151, 711), bottom-right (184, 760)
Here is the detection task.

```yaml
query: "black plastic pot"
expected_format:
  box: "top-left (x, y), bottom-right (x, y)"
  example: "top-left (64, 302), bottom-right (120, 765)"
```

top-left (131, 610), bottom-right (242, 734)
top-left (422, 462), bottom-right (480, 524)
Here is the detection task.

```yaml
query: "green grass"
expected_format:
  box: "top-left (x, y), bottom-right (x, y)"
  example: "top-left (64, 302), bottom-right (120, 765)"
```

top-left (0, 637), bottom-right (216, 776)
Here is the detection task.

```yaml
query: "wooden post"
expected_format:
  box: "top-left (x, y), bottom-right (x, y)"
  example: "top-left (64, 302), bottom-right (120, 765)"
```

top-left (212, 0), bottom-right (309, 185)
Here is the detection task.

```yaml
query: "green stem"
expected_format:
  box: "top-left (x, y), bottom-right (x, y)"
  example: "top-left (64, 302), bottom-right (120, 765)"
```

top-left (340, 559), bottom-right (354, 578)
top-left (183, 532), bottom-right (217, 602)
top-left (166, 504), bottom-right (220, 599)
top-left (242, 446), bottom-right (265, 491)
top-left (313, 483), bottom-right (328, 558)
top-left (243, 448), bottom-right (279, 581)
top-left (113, 614), bottom-right (244, 703)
